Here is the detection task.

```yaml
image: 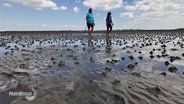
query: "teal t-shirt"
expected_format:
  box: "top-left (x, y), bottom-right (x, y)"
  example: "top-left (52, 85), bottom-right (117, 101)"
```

top-left (86, 13), bottom-right (94, 24)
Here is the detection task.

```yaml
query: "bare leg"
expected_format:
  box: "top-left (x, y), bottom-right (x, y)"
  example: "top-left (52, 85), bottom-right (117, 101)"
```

top-left (88, 27), bottom-right (93, 46)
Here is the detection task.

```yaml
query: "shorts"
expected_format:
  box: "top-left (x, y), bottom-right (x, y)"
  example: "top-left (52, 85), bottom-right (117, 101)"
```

top-left (87, 23), bottom-right (94, 29)
top-left (106, 23), bottom-right (112, 31)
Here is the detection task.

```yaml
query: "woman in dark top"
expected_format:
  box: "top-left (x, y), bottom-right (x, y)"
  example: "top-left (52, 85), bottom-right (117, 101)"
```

top-left (106, 12), bottom-right (113, 35)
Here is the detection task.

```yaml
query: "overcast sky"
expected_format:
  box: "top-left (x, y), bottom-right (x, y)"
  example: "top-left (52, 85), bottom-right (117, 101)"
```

top-left (0, 0), bottom-right (184, 31)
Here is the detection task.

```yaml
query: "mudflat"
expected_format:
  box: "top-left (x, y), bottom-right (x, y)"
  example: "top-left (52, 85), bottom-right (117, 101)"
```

top-left (0, 31), bottom-right (184, 104)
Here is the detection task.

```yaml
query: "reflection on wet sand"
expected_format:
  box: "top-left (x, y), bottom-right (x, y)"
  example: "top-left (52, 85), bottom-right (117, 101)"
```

top-left (106, 33), bottom-right (112, 53)
top-left (88, 35), bottom-right (93, 47)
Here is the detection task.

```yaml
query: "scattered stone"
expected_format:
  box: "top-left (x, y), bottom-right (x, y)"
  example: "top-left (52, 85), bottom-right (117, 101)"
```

top-left (170, 56), bottom-right (181, 62)
top-left (128, 55), bottom-right (134, 60)
top-left (4, 52), bottom-right (8, 55)
top-left (5, 46), bottom-right (11, 49)
top-left (1, 72), bottom-right (14, 78)
top-left (111, 59), bottom-right (119, 63)
top-left (111, 54), bottom-right (116, 57)
top-left (101, 72), bottom-right (107, 76)
top-left (131, 72), bottom-right (141, 77)
top-left (73, 56), bottom-right (78, 60)
top-left (161, 45), bottom-right (166, 48)
top-left (58, 61), bottom-right (65, 67)
top-left (105, 67), bottom-right (112, 72)
top-left (50, 57), bottom-right (55, 61)
top-left (138, 51), bottom-right (142, 54)
top-left (111, 79), bottom-right (120, 85)
top-left (149, 51), bottom-right (153, 55)
top-left (106, 60), bottom-right (110, 63)
top-left (138, 56), bottom-right (143, 60)
top-left (164, 61), bottom-right (170, 66)
top-left (168, 66), bottom-right (178, 73)
top-left (75, 62), bottom-right (80, 65)
top-left (150, 55), bottom-right (154, 59)
top-left (162, 54), bottom-right (169, 57)
top-left (146, 86), bottom-right (162, 96)
top-left (160, 72), bottom-right (167, 77)
top-left (181, 53), bottom-right (184, 57)
top-left (127, 64), bottom-right (135, 69)
top-left (170, 48), bottom-right (178, 51)
top-left (121, 57), bottom-right (125, 61)
top-left (156, 55), bottom-right (161, 58)
top-left (89, 57), bottom-right (95, 62)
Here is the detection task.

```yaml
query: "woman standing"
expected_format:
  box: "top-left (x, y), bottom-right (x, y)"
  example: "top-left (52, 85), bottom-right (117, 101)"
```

top-left (106, 12), bottom-right (113, 35)
top-left (86, 8), bottom-right (95, 46)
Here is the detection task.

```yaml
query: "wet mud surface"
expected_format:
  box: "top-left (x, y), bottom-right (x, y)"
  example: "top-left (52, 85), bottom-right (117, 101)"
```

top-left (0, 31), bottom-right (184, 104)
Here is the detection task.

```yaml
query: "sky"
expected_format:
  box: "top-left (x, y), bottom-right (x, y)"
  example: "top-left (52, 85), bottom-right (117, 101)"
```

top-left (0, 0), bottom-right (184, 31)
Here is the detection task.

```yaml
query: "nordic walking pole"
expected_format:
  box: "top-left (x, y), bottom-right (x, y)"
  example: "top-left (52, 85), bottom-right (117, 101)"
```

top-left (82, 27), bottom-right (87, 35)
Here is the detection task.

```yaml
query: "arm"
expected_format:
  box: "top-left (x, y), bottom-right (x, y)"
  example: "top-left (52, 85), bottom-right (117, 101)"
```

top-left (93, 14), bottom-right (95, 26)
top-left (86, 16), bottom-right (88, 23)
top-left (110, 16), bottom-right (114, 25)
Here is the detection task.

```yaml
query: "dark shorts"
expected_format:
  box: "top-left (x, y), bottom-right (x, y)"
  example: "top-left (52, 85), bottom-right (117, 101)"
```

top-left (87, 23), bottom-right (94, 29)
top-left (106, 23), bottom-right (112, 31)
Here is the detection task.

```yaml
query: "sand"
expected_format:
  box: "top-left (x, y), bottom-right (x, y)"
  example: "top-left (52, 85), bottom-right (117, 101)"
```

top-left (0, 30), bottom-right (184, 104)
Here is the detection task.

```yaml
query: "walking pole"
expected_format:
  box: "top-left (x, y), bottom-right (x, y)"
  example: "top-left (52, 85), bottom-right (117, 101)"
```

top-left (82, 27), bottom-right (87, 35)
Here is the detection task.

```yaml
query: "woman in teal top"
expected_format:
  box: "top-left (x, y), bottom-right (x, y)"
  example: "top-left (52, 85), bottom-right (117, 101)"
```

top-left (86, 8), bottom-right (95, 46)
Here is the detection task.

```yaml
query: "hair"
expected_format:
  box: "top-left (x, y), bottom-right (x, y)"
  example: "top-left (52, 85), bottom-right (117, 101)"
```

top-left (107, 12), bottom-right (111, 17)
top-left (88, 8), bottom-right (92, 13)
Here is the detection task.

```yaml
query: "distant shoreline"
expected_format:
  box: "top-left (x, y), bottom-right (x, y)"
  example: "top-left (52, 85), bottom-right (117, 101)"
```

top-left (0, 28), bottom-right (184, 33)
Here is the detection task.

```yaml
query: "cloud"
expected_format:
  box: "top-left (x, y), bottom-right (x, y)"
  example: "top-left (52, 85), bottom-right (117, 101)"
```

top-left (75, 0), bottom-right (81, 3)
top-left (73, 7), bottom-right (79, 12)
top-left (8, 0), bottom-right (57, 10)
top-left (0, 24), bottom-right (82, 31)
top-left (2, 3), bottom-right (12, 7)
top-left (120, 12), bottom-right (134, 18)
top-left (83, 0), bottom-right (123, 10)
top-left (122, 0), bottom-right (184, 20)
top-left (121, 0), bottom-right (184, 29)
top-left (60, 6), bottom-right (67, 10)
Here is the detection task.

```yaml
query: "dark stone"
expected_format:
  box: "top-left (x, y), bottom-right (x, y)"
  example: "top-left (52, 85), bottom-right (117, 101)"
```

top-left (111, 79), bottom-right (120, 85)
top-left (160, 72), bottom-right (167, 77)
top-left (106, 60), bottom-right (110, 63)
top-left (112, 59), bottom-right (119, 63)
top-left (150, 55), bottom-right (154, 59)
top-left (127, 64), bottom-right (135, 69)
top-left (164, 61), bottom-right (169, 66)
top-left (51, 57), bottom-right (55, 61)
top-left (75, 62), bottom-right (80, 65)
top-left (170, 48), bottom-right (178, 51)
top-left (101, 72), bottom-right (107, 76)
top-left (161, 45), bottom-right (166, 48)
top-left (170, 56), bottom-right (181, 62)
top-left (5, 46), bottom-right (11, 49)
top-left (156, 55), bottom-right (161, 58)
top-left (134, 62), bottom-right (138, 65)
top-left (58, 61), bottom-right (65, 67)
top-left (131, 72), bottom-right (141, 77)
top-left (128, 55), bottom-right (134, 60)
top-left (138, 51), bottom-right (142, 54)
top-left (138, 56), bottom-right (143, 60)
top-left (149, 51), bottom-right (153, 55)
top-left (182, 53), bottom-right (184, 57)
top-left (168, 66), bottom-right (178, 73)
top-left (105, 67), bottom-right (112, 72)
top-left (121, 57), bottom-right (125, 61)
